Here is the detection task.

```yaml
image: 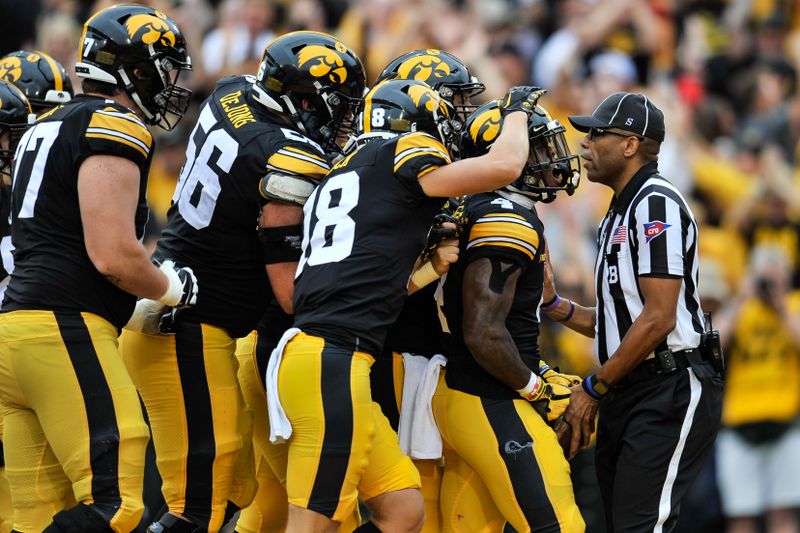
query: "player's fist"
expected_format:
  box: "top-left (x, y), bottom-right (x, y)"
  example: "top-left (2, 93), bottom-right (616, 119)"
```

top-left (499, 86), bottom-right (546, 118)
top-left (157, 260), bottom-right (198, 308)
top-left (529, 381), bottom-right (571, 423)
top-left (539, 360), bottom-right (582, 388)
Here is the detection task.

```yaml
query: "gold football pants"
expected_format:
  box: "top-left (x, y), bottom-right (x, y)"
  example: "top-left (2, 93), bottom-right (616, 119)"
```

top-left (433, 379), bottom-right (584, 533)
top-left (278, 332), bottom-right (420, 523)
top-left (234, 330), bottom-right (362, 532)
top-left (120, 322), bottom-right (257, 532)
top-left (378, 351), bottom-right (443, 533)
top-left (0, 310), bottom-right (148, 533)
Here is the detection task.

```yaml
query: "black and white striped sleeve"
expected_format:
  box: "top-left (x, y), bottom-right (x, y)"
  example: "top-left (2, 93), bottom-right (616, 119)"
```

top-left (633, 193), bottom-right (685, 277)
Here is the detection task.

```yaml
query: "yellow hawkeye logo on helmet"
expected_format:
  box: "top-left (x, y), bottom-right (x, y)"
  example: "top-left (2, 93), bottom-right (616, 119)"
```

top-left (408, 84), bottom-right (448, 116)
top-left (397, 55), bottom-right (451, 83)
top-left (297, 44), bottom-right (347, 84)
top-left (125, 12), bottom-right (176, 47)
top-left (470, 107), bottom-right (501, 143)
top-left (0, 56), bottom-right (22, 83)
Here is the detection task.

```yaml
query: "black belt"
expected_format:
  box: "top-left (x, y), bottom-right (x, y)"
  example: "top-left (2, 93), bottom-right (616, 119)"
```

top-left (614, 348), bottom-right (703, 390)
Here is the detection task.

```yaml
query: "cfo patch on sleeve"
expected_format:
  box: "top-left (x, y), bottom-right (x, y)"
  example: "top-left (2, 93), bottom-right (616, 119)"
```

top-left (643, 220), bottom-right (671, 243)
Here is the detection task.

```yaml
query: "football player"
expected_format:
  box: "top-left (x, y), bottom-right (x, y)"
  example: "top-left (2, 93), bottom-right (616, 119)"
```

top-left (367, 48), bottom-right (483, 533)
top-left (0, 51), bottom-right (73, 533)
top-left (432, 100), bottom-right (584, 532)
top-left (0, 79), bottom-right (33, 533)
top-left (275, 78), bottom-right (546, 532)
top-left (0, 5), bottom-right (195, 533)
top-left (119, 31), bottom-right (366, 533)
top-left (0, 50), bottom-right (73, 114)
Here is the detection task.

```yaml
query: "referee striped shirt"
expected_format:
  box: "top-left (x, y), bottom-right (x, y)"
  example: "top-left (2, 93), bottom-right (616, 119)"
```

top-left (594, 161), bottom-right (703, 363)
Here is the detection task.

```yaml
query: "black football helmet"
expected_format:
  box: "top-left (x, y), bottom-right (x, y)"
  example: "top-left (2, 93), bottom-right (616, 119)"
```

top-left (0, 80), bottom-right (33, 180)
top-left (357, 78), bottom-right (456, 152)
top-left (461, 100), bottom-right (580, 203)
top-left (376, 49), bottom-right (484, 124)
top-left (253, 31), bottom-right (366, 154)
top-left (75, 4), bottom-right (192, 130)
top-left (0, 51), bottom-right (73, 113)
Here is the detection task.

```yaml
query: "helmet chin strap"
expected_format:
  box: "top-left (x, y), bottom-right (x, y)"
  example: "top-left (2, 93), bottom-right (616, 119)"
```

top-left (250, 83), bottom-right (284, 113)
top-left (279, 94), bottom-right (308, 135)
top-left (118, 68), bottom-right (159, 125)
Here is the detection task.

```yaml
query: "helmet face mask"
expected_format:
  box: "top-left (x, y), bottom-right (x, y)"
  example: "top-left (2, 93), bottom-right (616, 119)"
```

top-left (519, 119), bottom-right (581, 203)
top-left (75, 5), bottom-right (193, 130)
top-left (127, 55), bottom-right (192, 130)
top-left (461, 100), bottom-right (581, 204)
top-left (254, 31), bottom-right (366, 155)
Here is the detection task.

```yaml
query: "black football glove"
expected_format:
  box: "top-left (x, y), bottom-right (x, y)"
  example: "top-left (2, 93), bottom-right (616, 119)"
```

top-left (499, 86), bottom-right (547, 118)
top-left (422, 212), bottom-right (463, 262)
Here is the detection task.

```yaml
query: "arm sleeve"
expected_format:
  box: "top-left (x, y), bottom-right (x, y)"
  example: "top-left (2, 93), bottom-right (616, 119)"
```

top-left (83, 106), bottom-right (153, 166)
top-left (634, 193), bottom-right (685, 277)
top-left (464, 210), bottom-right (540, 269)
top-left (393, 132), bottom-right (451, 195)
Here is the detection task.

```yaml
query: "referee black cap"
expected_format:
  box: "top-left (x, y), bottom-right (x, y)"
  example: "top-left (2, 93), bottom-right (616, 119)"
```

top-left (569, 92), bottom-right (665, 142)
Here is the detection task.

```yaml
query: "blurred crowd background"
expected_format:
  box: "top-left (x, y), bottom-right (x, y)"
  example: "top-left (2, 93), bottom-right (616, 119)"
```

top-left (2, 0), bottom-right (800, 531)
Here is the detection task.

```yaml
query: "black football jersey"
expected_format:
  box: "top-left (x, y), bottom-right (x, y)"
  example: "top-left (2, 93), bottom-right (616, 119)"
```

top-left (441, 193), bottom-right (547, 399)
top-left (155, 76), bottom-right (331, 338)
top-left (3, 95), bottom-right (153, 328)
top-left (383, 283), bottom-right (443, 357)
top-left (293, 132), bottom-right (451, 355)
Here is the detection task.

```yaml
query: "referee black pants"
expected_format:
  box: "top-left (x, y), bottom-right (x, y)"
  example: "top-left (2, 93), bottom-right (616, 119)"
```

top-left (596, 361), bottom-right (723, 532)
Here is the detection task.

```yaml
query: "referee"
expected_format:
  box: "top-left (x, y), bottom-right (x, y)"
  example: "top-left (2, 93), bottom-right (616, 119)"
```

top-left (542, 92), bottom-right (724, 532)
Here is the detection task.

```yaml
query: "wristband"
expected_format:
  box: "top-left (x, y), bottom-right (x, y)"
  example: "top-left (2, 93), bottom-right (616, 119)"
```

top-left (557, 299), bottom-right (575, 322)
top-left (410, 260), bottom-right (442, 290)
top-left (582, 374), bottom-right (608, 400)
top-left (157, 261), bottom-right (184, 307)
top-left (517, 372), bottom-right (542, 400)
top-left (541, 294), bottom-right (561, 312)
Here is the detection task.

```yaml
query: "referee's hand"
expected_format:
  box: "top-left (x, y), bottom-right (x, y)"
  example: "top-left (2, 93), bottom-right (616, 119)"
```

top-left (561, 384), bottom-right (600, 459)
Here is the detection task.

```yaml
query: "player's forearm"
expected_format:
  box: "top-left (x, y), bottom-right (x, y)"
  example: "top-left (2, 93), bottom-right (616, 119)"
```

top-left (89, 241), bottom-right (167, 300)
top-left (464, 325), bottom-right (532, 390)
top-left (546, 297), bottom-right (596, 337)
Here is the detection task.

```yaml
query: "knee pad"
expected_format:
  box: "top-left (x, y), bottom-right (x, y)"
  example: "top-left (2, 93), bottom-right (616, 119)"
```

top-left (147, 513), bottom-right (203, 533)
top-left (42, 503), bottom-right (113, 533)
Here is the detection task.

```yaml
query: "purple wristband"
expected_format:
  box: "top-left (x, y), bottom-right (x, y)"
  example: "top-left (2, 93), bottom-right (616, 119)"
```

top-left (542, 294), bottom-right (561, 312)
top-left (556, 299), bottom-right (575, 322)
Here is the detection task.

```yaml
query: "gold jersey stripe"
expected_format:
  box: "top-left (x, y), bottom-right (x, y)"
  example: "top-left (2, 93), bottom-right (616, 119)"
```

top-left (85, 132), bottom-right (149, 158)
top-left (416, 165), bottom-right (440, 178)
top-left (267, 152), bottom-right (329, 180)
top-left (483, 212), bottom-right (526, 220)
top-left (282, 145), bottom-right (328, 164)
top-left (470, 240), bottom-right (535, 260)
top-left (469, 220), bottom-right (539, 250)
top-left (395, 132), bottom-right (451, 164)
top-left (393, 150), bottom-right (449, 175)
top-left (88, 112), bottom-right (152, 150)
